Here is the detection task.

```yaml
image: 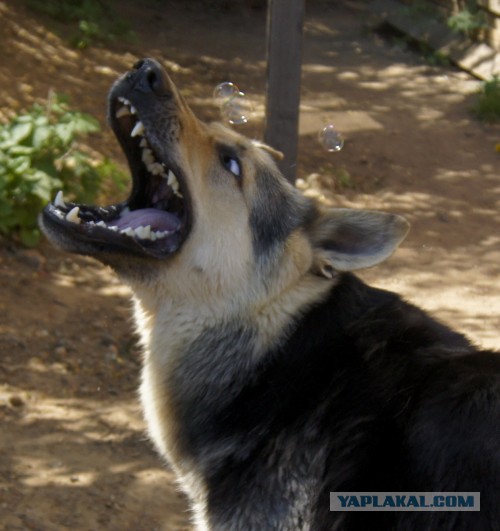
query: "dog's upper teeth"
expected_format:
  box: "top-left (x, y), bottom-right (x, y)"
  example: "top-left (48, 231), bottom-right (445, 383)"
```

top-left (142, 148), bottom-right (155, 166)
top-left (166, 170), bottom-right (184, 198)
top-left (131, 121), bottom-right (145, 137)
top-left (130, 105), bottom-right (137, 115)
top-left (139, 138), bottom-right (148, 148)
top-left (148, 162), bottom-right (164, 176)
top-left (54, 190), bottom-right (66, 209)
top-left (167, 170), bottom-right (178, 188)
top-left (66, 206), bottom-right (81, 224)
top-left (118, 96), bottom-right (130, 105)
top-left (116, 105), bottom-right (131, 118)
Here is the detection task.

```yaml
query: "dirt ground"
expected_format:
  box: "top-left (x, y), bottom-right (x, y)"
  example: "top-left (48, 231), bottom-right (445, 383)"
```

top-left (0, 1), bottom-right (499, 529)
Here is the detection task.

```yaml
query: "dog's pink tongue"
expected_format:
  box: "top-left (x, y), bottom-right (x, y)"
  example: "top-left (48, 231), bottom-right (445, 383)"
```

top-left (114, 208), bottom-right (181, 232)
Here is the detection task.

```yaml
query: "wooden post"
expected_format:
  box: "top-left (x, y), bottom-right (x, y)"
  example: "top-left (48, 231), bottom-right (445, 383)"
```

top-left (265, 0), bottom-right (305, 183)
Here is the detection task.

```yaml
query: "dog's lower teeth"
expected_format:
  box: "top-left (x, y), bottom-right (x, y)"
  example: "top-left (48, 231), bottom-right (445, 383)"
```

top-left (121, 227), bottom-right (135, 237)
top-left (135, 225), bottom-right (151, 239)
top-left (54, 190), bottom-right (66, 209)
top-left (117, 224), bottom-right (170, 241)
top-left (66, 206), bottom-right (81, 224)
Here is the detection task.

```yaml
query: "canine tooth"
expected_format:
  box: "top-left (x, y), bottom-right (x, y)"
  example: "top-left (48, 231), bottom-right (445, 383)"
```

top-left (54, 190), bottom-right (66, 208)
top-left (131, 121), bottom-right (144, 137)
top-left (116, 105), bottom-right (130, 118)
top-left (66, 206), bottom-right (80, 224)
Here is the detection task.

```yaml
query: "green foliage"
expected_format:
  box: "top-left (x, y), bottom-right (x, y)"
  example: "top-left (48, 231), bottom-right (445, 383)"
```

top-left (474, 76), bottom-right (500, 122)
top-left (0, 94), bottom-right (125, 246)
top-left (25, 0), bottom-right (135, 49)
top-left (447, 3), bottom-right (487, 40)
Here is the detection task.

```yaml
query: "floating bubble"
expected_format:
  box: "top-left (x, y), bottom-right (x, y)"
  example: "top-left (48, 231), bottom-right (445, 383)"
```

top-left (221, 92), bottom-right (254, 125)
top-left (319, 124), bottom-right (344, 152)
top-left (213, 82), bottom-right (253, 125)
top-left (213, 82), bottom-right (239, 107)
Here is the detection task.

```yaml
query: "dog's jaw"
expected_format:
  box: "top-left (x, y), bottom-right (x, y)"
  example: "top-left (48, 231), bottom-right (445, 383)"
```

top-left (40, 59), bottom-right (194, 273)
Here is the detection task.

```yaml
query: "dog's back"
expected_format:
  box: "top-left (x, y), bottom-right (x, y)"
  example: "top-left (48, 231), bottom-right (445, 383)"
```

top-left (166, 272), bottom-right (499, 530)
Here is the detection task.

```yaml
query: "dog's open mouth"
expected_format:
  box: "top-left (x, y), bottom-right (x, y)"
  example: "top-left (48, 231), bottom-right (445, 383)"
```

top-left (41, 59), bottom-right (191, 260)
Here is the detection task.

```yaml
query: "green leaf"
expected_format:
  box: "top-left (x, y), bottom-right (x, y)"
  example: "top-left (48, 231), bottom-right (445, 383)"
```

top-left (7, 145), bottom-right (35, 156)
top-left (31, 124), bottom-right (53, 149)
top-left (9, 122), bottom-right (33, 144)
top-left (54, 123), bottom-right (74, 145)
top-left (8, 156), bottom-right (32, 175)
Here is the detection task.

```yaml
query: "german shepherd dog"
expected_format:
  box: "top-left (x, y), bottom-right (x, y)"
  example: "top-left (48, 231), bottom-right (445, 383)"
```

top-left (41, 59), bottom-right (500, 530)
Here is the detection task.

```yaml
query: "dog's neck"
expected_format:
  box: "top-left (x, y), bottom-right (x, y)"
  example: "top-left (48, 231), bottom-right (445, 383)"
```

top-left (130, 233), bottom-right (335, 361)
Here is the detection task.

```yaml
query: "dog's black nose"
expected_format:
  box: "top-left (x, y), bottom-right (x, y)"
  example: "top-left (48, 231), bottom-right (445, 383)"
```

top-left (131, 58), bottom-right (170, 97)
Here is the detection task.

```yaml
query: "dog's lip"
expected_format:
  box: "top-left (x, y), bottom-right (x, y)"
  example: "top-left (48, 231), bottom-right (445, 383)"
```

top-left (41, 82), bottom-right (192, 260)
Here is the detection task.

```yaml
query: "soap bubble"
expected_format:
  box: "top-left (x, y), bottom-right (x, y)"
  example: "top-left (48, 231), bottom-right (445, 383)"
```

top-left (319, 124), bottom-right (344, 152)
top-left (213, 82), bottom-right (253, 125)
top-left (221, 92), bottom-right (253, 125)
top-left (213, 82), bottom-right (239, 107)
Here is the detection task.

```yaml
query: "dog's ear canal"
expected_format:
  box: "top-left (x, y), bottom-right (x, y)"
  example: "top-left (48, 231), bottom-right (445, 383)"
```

top-left (307, 208), bottom-right (410, 278)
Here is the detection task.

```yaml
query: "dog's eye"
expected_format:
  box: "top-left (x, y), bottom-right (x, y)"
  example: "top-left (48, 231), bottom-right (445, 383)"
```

top-left (221, 154), bottom-right (242, 179)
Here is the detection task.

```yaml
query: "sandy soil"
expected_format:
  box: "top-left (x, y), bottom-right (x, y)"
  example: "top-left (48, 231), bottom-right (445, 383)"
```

top-left (0, 1), bottom-right (499, 529)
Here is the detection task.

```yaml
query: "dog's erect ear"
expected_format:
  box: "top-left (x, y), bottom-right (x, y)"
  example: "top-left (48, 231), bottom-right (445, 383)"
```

top-left (252, 140), bottom-right (284, 161)
top-left (309, 208), bottom-right (410, 278)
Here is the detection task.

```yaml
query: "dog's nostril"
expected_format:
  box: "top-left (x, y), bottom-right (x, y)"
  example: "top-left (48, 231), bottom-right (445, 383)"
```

top-left (132, 58), bottom-right (170, 97)
top-left (146, 69), bottom-right (161, 95)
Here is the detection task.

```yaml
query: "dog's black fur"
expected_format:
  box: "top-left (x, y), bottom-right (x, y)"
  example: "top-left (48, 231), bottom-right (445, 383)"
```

top-left (177, 273), bottom-right (499, 530)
